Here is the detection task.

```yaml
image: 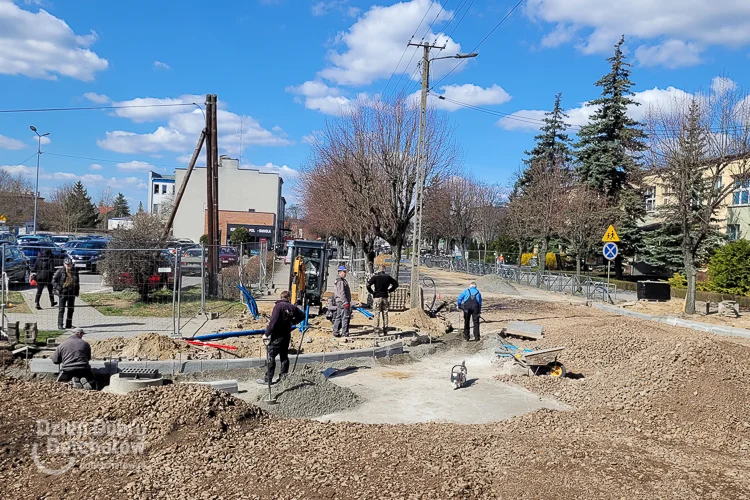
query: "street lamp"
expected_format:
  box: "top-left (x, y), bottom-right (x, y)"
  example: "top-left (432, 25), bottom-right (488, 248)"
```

top-left (30, 126), bottom-right (49, 235)
top-left (409, 50), bottom-right (478, 308)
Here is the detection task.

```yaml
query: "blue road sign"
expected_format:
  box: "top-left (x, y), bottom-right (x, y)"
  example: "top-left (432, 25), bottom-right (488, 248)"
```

top-left (603, 242), bottom-right (618, 261)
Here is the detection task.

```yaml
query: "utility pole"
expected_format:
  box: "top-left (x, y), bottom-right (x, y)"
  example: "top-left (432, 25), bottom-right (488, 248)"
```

top-left (210, 94), bottom-right (220, 292)
top-left (205, 94), bottom-right (219, 297)
top-left (29, 126), bottom-right (49, 235)
top-left (408, 42), bottom-right (443, 309)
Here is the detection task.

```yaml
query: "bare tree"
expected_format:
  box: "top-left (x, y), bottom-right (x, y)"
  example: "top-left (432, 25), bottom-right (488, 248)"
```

top-left (301, 95), bottom-right (460, 277)
top-left (0, 170), bottom-right (34, 226)
top-left (40, 182), bottom-right (76, 232)
top-left (444, 175), bottom-right (479, 253)
top-left (521, 160), bottom-right (572, 273)
top-left (646, 86), bottom-right (750, 314)
top-left (474, 182), bottom-right (504, 262)
top-left (97, 187), bottom-right (115, 230)
top-left (557, 185), bottom-right (611, 276)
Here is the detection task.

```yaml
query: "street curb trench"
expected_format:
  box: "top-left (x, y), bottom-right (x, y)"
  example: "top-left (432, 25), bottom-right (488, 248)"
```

top-left (591, 303), bottom-right (750, 340)
top-left (29, 341), bottom-right (405, 376)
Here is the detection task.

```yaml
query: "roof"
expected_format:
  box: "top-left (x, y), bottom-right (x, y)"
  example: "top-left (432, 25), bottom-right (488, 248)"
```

top-left (98, 205), bottom-right (114, 215)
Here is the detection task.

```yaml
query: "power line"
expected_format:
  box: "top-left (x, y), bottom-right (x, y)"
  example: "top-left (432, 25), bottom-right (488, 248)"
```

top-left (4, 152), bottom-right (39, 167)
top-left (0, 103), bottom-right (199, 114)
top-left (430, 0), bottom-right (526, 91)
top-left (446, 0), bottom-right (475, 40)
top-left (382, 1), bottom-right (435, 97)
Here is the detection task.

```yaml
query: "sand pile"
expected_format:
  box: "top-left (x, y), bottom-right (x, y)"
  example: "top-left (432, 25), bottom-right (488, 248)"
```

top-left (475, 274), bottom-right (520, 295)
top-left (255, 364), bottom-right (361, 418)
top-left (90, 333), bottom-right (203, 361)
top-left (389, 308), bottom-right (452, 336)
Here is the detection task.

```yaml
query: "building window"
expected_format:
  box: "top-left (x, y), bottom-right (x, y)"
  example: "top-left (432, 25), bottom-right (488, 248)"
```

top-left (728, 224), bottom-right (740, 241)
top-left (170, 185), bottom-right (175, 195)
top-left (644, 186), bottom-right (656, 212)
top-left (153, 203), bottom-right (159, 214)
top-left (161, 184), bottom-right (167, 194)
top-left (153, 184), bottom-right (159, 194)
top-left (732, 179), bottom-right (750, 205)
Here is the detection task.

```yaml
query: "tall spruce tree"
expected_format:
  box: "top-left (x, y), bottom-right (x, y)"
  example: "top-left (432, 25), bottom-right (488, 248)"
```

top-left (137, 201), bottom-right (145, 213)
top-left (65, 181), bottom-right (99, 229)
top-left (516, 93), bottom-right (573, 192)
top-left (575, 36), bottom-right (647, 278)
top-left (112, 192), bottom-right (131, 217)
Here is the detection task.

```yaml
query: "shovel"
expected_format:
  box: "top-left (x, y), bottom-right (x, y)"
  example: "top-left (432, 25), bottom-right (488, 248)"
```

top-left (262, 338), bottom-right (277, 405)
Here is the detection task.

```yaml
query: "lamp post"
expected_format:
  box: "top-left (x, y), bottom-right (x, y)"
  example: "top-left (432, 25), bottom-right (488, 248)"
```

top-left (30, 126), bottom-right (49, 235)
top-left (408, 50), bottom-right (478, 308)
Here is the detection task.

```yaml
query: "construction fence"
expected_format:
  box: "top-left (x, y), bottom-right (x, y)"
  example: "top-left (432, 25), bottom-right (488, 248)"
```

top-left (0, 243), bottom-right (275, 341)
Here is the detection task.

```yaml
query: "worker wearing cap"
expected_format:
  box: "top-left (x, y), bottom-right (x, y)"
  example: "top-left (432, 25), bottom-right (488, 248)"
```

top-left (52, 257), bottom-right (80, 330)
top-left (333, 265), bottom-right (352, 337)
top-left (257, 290), bottom-right (305, 385)
top-left (457, 282), bottom-right (482, 341)
top-left (51, 328), bottom-right (96, 390)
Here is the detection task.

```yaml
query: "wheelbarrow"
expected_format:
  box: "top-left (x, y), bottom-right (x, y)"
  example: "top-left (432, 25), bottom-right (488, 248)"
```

top-left (494, 339), bottom-right (566, 378)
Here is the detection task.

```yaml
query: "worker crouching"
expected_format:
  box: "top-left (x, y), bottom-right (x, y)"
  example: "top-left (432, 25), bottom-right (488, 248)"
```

top-left (257, 290), bottom-right (305, 385)
top-left (51, 328), bottom-right (96, 390)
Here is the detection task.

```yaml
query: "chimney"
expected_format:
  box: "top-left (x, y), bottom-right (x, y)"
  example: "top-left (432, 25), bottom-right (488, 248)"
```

top-left (219, 156), bottom-right (239, 169)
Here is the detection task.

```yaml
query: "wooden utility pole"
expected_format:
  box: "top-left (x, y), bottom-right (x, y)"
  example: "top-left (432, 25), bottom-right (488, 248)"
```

top-left (210, 94), bottom-right (220, 292)
top-left (205, 94), bottom-right (217, 297)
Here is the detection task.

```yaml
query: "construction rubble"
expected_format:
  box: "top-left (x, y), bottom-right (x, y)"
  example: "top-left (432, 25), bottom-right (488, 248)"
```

top-left (1, 299), bottom-right (749, 499)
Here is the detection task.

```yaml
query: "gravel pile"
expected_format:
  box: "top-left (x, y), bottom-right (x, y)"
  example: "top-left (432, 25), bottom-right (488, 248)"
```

top-left (90, 333), bottom-right (204, 361)
top-left (389, 308), bottom-right (452, 336)
top-left (475, 274), bottom-right (520, 295)
top-left (2, 299), bottom-right (749, 498)
top-left (255, 364), bottom-right (361, 418)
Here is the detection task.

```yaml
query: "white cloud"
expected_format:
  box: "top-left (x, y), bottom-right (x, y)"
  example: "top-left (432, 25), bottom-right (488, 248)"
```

top-left (153, 60), bottom-right (171, 70)
top-left (115, 160), bottom-right (158, 171)
top-left (0, 165), bottom-right (34, 176)
top-left (312, 0), bottom-right (359, 17)
top-left (525, 0), bottom-right (750, 68)
top-left (0, 164), bottom-right (138, 187)
top-left (243, 162), bottom-right (300, 179)
top-left (301, 131), bottom-right (322, 144)
top-left (0, 134), bottom-right (27, 150)
top-left (319, 0), bottom-right (464, 86)
top-left (33, 135), bottom-right (51, 146)
top-left (426, 84), bottom-right (512, 111)
top-left (286, 80), bottom-right (357, 115)
top-left (97, 97), bottom-right (290, 156)
top-left (82, 92), bottom-right (111, 104)
top-left (496, 83), bottom-right (699, 132)
top-left (107, 95), bottom-right (204, 123)
top-left (634, 40), bottom-right (702, 69)
top-left (0, 0), bottom-right (108, 80)
top-left (89, 163), bottom-right (103, 171)
top-left (711, 76), bottom-right (738, 95)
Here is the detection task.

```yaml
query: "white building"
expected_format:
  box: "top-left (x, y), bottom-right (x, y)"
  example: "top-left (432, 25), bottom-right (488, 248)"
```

top-left (148, 172), bottom-right (175, 214)
top-left (171, 156), bottom-right (286, 245)
top-left (108, 217), bottom-right (134, 230)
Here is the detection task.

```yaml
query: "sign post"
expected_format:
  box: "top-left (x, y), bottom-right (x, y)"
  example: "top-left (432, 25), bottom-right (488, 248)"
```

top-left (602, 225), bottom-right (620, 290)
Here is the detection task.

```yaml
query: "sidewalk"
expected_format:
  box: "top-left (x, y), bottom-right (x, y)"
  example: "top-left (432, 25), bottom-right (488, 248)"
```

top-left (6, 288), bottom-right (229, 340)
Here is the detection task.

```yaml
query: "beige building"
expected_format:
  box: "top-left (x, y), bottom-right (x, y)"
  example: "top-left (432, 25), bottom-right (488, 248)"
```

top-left (641, 158), bottom-right (750, 241)
top-left (172, 156), bottom-right (286, 244)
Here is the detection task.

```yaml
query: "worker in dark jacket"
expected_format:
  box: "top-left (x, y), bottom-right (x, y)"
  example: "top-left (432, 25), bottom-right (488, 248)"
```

top-left (457, 282), bottom-right (482, 341)
top-left (33, 248), bottom-right (57, 310)
top-left (257, 290), bottom-right (305, 385)
top-left (51, 328), bottom-right (95, 390)
top-left (52, 257), bottom-right (80, 330)
top-left (367, 265), bottom-right (399, 333)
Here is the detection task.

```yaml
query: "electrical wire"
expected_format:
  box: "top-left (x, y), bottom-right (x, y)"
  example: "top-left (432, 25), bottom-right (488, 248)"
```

top-left (382, 1), bottom-right (435, 97)
top-left (446, 0), bottom-right (475, 40)
top-left (5, 152), bottom-right (40, 167)
top-left (0, 103), bottom-right (199, 114)
top-left (430, 0), bottom-right (526, 91)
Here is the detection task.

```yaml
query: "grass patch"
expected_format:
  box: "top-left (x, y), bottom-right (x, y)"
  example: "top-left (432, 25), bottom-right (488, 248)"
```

top-left (81, 286), bottom-right (244, 318)
top-left (36, 330), bottom-right (64, 345)
top-left (4, 291), bottom-right (31, 314)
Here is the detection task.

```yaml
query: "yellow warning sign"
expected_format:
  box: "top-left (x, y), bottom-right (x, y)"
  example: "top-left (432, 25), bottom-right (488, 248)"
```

top-left (0, 215), bottom-right (6, 222)
top-left (602, 225), bottom-right (620, 243)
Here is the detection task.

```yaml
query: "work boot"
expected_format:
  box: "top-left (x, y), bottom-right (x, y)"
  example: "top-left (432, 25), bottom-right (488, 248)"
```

top-left (80, 377), bottom-right (93, 391)
top-left (35, 303), bottom-right (42, 310)
top-left (256, 378), bottom-right (270, 386)
top-left (58, 324), bottom-right (64, 331)
top-left (71, 377), bottom-right (83, 390)
top-left (65, 322), bottom-right (73, 329)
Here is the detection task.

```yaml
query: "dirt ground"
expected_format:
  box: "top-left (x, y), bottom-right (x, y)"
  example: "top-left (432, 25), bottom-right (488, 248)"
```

top-left (2, 298), bottom-right (749, 499)
top-left (625, 298), bottom-right (750, 329)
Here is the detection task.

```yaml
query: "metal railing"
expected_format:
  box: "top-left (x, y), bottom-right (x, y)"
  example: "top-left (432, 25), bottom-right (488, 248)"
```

top-left (420, 255), bottom-right (616, 303)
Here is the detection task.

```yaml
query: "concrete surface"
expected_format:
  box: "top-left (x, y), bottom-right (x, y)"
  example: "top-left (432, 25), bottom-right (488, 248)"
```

top-left (315, 345), bottom-right (566, 424)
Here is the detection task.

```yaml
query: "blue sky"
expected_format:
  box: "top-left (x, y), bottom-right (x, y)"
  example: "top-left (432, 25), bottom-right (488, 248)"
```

top-left (1, 0), bottom-right (749, 209)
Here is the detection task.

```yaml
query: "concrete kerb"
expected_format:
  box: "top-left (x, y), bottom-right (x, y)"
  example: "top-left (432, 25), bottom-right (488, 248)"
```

top-left (29, 341), bottom-right (405, 376)
top-left (591, 303), bottom-right (750, 340)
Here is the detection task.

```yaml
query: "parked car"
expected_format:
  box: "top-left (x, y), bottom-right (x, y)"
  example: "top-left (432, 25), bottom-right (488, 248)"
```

top-left (220, 246), bottom-right (239, 267)
top-left (181, 247), bottom-right (206, 276)
top-left (68, 239), bottom-right (108, 272)
top-left (0, 232), bottom-right (17, 246)
top-left (51, 235), bottom-right (73, 247)
top-left (17, 235), bottom-right (52, 244)
top-left (111, 253), bottom-right (174, 293)
top-left (18, 240), bottom-right (66, 268)
top-left (2, 245), bottom-right (31, 284)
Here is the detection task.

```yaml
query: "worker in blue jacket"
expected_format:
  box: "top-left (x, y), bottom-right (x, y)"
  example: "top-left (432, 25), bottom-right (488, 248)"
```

top-left (457, 282), bottom-right (482, 341)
